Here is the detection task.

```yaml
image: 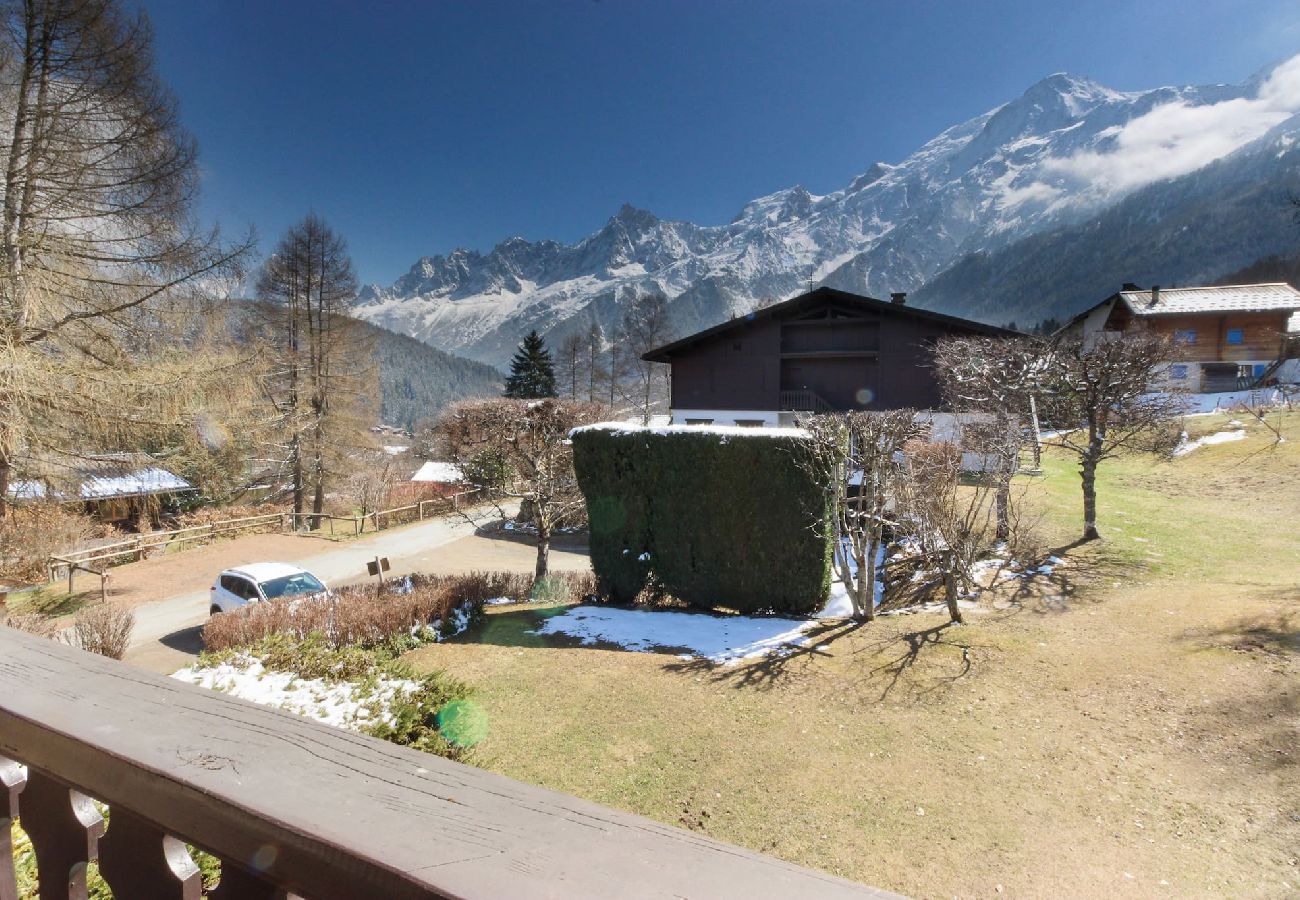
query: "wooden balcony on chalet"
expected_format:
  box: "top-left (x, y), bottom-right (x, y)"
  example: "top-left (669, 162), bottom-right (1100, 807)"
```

top-left (0, 626), bottom-right (899, 900)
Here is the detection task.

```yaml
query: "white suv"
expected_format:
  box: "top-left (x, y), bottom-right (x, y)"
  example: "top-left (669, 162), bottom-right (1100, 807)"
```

top-left (209, 562), bottom-right (328, 615)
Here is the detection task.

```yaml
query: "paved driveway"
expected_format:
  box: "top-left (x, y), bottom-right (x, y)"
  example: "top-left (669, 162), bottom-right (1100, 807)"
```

top-left (121, 504), bottom-right (589, 673)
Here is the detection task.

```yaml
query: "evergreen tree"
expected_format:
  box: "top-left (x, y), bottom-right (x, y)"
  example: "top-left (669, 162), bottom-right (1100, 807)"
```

top-left (504, 330), bottom-right (558, 398)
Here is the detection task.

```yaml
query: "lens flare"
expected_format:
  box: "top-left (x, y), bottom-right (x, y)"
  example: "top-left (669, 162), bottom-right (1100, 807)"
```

top-left (437, 699), bottom-right (489, 748)
top-left (855, 387), bottom-right (875, 405)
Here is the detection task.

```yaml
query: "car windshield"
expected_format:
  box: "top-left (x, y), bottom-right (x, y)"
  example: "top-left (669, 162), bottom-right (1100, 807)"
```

top-left (259, 572), bottom-right (325, 599)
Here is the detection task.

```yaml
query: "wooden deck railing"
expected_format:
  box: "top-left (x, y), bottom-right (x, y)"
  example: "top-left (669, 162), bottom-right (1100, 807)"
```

top-left (0, 626), bottom-right (898, 899)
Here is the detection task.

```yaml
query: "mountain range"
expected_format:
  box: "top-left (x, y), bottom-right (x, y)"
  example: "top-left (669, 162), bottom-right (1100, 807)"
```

top-left (353, 56), bottom-right (1300, 365)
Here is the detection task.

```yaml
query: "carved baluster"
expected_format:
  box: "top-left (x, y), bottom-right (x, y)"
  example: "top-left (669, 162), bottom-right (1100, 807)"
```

top-left (209, 861), bottom-right (291, 900)
top-left (1, 757), bottom-right (27, 900)
top-left (98, 808), bottom-right (200, 899)
top-left (18, 769), bottom-right (104, 900)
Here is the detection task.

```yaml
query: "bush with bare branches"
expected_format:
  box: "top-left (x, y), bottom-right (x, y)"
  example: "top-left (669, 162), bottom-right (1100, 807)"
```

top-left (202, 570), bottom-right (597, 653)
top-left (1, 611), bottom-right (60, 639)
top-left (0, 504), bottom-right (111, 585)
top-left (69, 603), bottom-right (135, 659)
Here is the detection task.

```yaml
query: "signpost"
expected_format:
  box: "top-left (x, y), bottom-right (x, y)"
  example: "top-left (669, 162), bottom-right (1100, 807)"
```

top-left (367, 556), bottom-right (391, 595)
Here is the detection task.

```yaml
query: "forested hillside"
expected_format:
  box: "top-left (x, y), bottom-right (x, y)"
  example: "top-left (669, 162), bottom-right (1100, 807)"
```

top-left (365, 320), bottom-right (502, 429)
top-left (214, 299), bottom-right (502, 430)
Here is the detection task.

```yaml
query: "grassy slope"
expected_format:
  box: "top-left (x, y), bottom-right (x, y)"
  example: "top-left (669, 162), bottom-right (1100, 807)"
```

top-left (408, 410), bottom-right (1299, 898)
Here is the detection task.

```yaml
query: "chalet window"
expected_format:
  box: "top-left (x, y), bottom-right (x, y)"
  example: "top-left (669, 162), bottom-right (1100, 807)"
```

top-left (1225, 328), bottom-right (1244, 345)
top-left (684, 418), bottom-right (714, 425)
top-left (735, 419), bottom-right (764, 427)
top-left (1169, 364), bottom-right (1189, 380)
top-left (1174, 329), bottom-right (1197, 345)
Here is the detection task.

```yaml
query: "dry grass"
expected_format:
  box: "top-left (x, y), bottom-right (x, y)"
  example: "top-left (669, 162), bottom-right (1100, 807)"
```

top-left (202, 570), bottom-right (597, 652)
top-left (406, 411), bottom-right (1299, 898)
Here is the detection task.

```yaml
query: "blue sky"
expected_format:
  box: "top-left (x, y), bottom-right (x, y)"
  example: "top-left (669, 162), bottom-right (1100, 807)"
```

top-left (139, 0), bottom-right (1300, 285)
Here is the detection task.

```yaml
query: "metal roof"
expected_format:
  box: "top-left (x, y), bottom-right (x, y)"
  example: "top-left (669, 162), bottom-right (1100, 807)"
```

top-left (1120, 283), bottom-right (1300, 317)
top-left (5, 452), bottom-right (193, 502)
top-left (642, 287), bottom-right (1016, 363)
top-left (225, 562), bottom-right (313, 582)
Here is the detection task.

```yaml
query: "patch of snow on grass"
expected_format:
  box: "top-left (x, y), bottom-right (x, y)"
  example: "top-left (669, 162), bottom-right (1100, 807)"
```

top-left (1172, 428), bottom-right (1246, 457)
top-left (533, 606), bottom-right (815, 664)
top-left (172, 656), bottom-right (419, 730)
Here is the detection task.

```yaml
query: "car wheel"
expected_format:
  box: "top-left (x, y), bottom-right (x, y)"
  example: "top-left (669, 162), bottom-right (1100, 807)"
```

top-left (209, 605), bottom-right (221, 616)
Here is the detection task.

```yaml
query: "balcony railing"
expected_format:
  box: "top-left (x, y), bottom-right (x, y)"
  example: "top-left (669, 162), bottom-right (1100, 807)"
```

top-left (779, 389), bottom-right (836, 414)
top-left (0, 626), bottom-right (898, 900)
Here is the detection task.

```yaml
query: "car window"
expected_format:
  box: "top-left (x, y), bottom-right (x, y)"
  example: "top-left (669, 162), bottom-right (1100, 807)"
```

top-left (259, 572), bottom-right (325, 599)
top-left (232, 577), bottom-right (259, 600)
top-left (219, 575), bottom-right (235, 592)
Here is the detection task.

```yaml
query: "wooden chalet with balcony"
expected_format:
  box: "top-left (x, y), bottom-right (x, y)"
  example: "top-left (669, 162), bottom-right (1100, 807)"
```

top-left (1060, 282), bottom-right (1300, 392)
top-left (642, 287), bottom-right (1012, 427)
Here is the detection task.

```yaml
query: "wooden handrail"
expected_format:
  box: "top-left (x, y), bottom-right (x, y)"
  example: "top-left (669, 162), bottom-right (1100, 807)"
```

top-left (0, 627), bottom-right (897, 899)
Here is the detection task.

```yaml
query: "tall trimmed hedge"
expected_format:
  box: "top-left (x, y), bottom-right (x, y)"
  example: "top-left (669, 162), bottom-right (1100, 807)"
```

top-left (571, 425), bottom-right (834, 615)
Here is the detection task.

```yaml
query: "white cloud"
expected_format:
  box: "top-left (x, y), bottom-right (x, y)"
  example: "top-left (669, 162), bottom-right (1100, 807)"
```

top-left (1040, 54), bottom-right (1300, 197)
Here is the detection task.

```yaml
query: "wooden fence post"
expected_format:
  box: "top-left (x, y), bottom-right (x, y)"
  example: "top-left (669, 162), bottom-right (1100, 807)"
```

top-left (68, 565), bottom-right (75, 596)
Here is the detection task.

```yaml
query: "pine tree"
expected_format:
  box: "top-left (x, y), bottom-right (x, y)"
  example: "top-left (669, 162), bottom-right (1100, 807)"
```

top-left (504, 330), bottom-right (558, 398)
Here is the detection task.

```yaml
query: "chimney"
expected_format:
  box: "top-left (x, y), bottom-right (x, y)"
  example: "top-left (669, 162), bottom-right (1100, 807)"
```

top-left (1149, 285), bottom-right (1161, 308)
top-left (890, 292), bottom-right (907, 305)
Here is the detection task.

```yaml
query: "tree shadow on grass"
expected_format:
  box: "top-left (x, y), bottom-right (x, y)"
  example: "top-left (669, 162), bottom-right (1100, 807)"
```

top-left (453, 603), bottom-right (631, 652)
top-left (660, 620), bottom-right (866, 691)
top-left (977, 540), bottom-right (1147, 619)
top-left (853, 621), bottom-right (976, 702)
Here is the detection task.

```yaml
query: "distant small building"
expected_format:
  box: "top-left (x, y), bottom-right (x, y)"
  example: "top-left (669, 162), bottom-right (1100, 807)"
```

top-left (410, 461), bottom-right (464, 485)
top-left (8, 452), bottom-right (194, 526)
top-left (1059, 283), bottom-right (1300, 392)
top-left (642, 286), bottom-right (1012, 426)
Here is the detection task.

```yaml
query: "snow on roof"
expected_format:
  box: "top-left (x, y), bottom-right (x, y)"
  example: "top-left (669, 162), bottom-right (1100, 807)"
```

top-left (5, 455), bottom-right (192, 501)
top-left (1120, 283), bottom-right (1300, 317)
top-left (226, 562), bottom-right (312, 582)
top-left (410, 460), bottom-right (464, 483)
top-left (382, 445), bottom-right (409, 456)
top-left (79, 467), bottom-right (192, 499)
top-left (571, 421), bottom-right (809, 439)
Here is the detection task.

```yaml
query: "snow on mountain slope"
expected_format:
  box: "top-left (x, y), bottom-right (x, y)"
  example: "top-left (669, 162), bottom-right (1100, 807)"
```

top-left (353, 56), bottom-right (1300, 366)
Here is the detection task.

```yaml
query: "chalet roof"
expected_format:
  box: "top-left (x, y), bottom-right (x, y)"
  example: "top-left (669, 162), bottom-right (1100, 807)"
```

top-left (410, 460), bottom-right (463, 483)
top-left (642, 287), bottom-right (1013, 362)
top-left (1118, 283), bottom-right (1300, 317)
top-left (6, 452), bottom-right (193, 502)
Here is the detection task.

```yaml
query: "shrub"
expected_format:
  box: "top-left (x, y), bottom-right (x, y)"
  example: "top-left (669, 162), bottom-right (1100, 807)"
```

top-left (1, 610), bottom-right (60, 639)
top-left (365, 667), bottom-right (481, 758)
top-left (69, 603), bottom-right (135, 659)
top-left (0, 503), bottom-right (109, 585)
top-left (571, 425), bottom-right (834, 615)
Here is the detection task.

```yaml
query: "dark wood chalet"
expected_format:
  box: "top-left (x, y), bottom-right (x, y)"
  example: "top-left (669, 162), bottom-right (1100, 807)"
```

top-left (643, 287), bottom-right (1011, 425)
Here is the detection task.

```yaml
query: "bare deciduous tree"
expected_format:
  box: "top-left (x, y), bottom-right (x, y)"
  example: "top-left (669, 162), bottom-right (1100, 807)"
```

top-left (619, 292), bottom-right (671, 423)
top-left (1037, 333), bottom-right (1183, 541)
top-left (558, 331), bottom-right (584, 399)
top-left (932, 335), bottom-right (1044, 542)
top-left (258, 214), bottom-right (374, 524)
top-left (435, 398), bottom-right (602, 580)
top-left (799, 409), bottom-right (919, 620)
top-left (0, 0), bottom-right (252, 519)
top-left (586, 322), bottom-right (603, 403)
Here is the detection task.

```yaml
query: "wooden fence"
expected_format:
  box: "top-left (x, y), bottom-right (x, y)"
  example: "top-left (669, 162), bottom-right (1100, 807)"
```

top-left (0, 627), bottom-right (896, 899)
top-left (46, 489), bottom-right (485, 584)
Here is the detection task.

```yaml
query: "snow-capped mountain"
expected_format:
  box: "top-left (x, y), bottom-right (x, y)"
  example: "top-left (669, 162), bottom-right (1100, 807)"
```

top-left (354, 56), bottom-right (1300, 366)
